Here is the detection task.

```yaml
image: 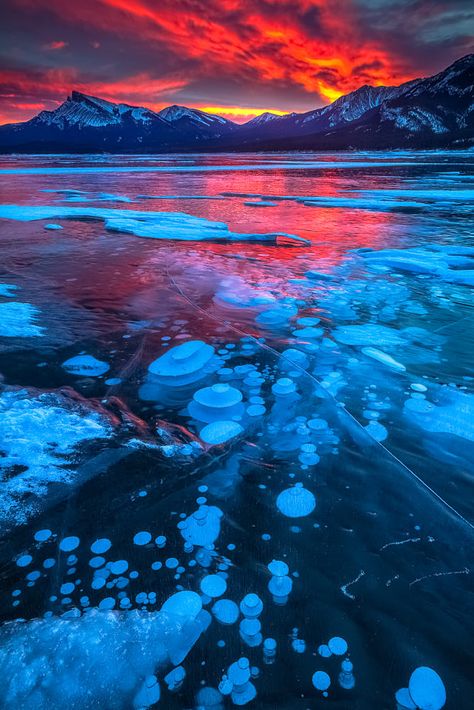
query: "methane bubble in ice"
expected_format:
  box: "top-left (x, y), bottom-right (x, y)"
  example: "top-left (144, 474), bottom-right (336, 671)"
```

top-left (272, 378), bottom-right (297, 396)
top-left (276, 483), bottom-right (316, 518)
top-left (200, 574), bottom-right (227, 598)
top-left (280, 348), bottom-right (309, 371)
top-left (178, 504), bottom-right (223, 547)
top-left (226, 657), bottom-right (256, 706)
top-left (148, 340), bottom-right (218, 386)
top-left (267, 559), bottom-right (293, 600)
top-left (34, 529), bottom-right (52, 542)
top-left (133, 531), bottom-right (152, 546)
top-left (339, 659), bottom-right (355, 689)
top-left (395, 688), bottom-right (417, 709)
top-left (189, 384), bottom-right (244, 423)
top-left (240, 593), bottom-right (263, 618)
top-left (196, 686), bottom-right (224, 708)
top-left (263, 638), bottom-right (277, 664)
top-left (62, 355), bottom-right (110, 377)
top-left (212, 599), bottom-right (239, 625)
top-left (16, 554), bottom-right (32, 567)
top-left (59, 536), bottom-right (80, 552)
top-left (110, 560), bottom-right (128, 575)
top-left (408, 667), bottom-right (446, 710)
top-left (90, 538), bottom-right (111, 554)
top-left (365, 421), bottom-right (388, 442)
top-left (312, 670), bottom-right (331, 691)
top-left (240, 618), bottom-right (262, 647)
top-left (161, 590), bottom-right (202, 619)
top-left (164, 666), bottom-right (185, 692)
top-left (328, 636), bottom-right (348, 655)
top-left (200, 420), bottom-right (243, 446)
top-left (133, 675), bottom-right (160, 708)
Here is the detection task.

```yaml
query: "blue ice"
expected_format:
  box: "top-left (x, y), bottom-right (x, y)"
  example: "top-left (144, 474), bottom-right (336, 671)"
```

top-left (0, 302), bottom-right (44, 337)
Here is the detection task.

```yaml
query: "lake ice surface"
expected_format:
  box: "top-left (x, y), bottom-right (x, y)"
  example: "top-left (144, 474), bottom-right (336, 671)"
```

top-left (0, 151), bottom-right (472, 708)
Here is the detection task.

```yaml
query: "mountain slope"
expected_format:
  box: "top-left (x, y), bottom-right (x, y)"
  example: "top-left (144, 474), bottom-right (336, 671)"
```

top-left (0, 54), bottom-right (472, 152)
top-left (0, 91), bottom-right (180, 151)
top-left (158, 105), bottom-right (235, 138)
top-left (230, 54), bottom-right (473, 149)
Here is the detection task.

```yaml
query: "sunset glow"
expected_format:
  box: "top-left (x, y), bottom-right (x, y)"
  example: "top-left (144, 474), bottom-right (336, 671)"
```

top-left (0, 0), bottom-right (471, 124)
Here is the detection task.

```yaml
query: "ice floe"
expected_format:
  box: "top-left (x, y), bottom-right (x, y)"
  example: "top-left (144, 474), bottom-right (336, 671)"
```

top-left (0, 205), bottom-right (308, 244)
top-left (359, 245), bottom-right (474, 287)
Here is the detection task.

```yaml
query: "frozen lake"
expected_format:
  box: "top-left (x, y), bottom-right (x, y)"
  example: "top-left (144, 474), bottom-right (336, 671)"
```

top-left (0, 151), bottom-right (473, 709)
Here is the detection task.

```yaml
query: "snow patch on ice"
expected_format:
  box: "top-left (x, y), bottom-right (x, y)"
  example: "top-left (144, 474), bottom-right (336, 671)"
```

top-left (0, 302), bottom-right (44, 337)
top-left (0, 592), bottom-right (204, 709)
top-left (0, 389), bottom-right (111, 526)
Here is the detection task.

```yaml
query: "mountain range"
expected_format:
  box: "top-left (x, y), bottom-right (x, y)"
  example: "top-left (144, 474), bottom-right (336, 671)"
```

top-left (0, 54), bottom-right (472, 152)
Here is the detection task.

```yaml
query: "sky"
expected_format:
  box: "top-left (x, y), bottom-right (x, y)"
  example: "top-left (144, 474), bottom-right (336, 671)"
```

top-left (0, 0), bottom-right (472, 124)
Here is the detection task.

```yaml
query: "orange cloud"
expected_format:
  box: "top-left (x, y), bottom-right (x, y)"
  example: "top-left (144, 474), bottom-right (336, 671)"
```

top-left (1, 0), bottom-right (452, 125)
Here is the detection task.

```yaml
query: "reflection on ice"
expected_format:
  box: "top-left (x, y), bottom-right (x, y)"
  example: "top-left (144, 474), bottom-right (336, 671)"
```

top-left (0, 152), bottom-right (472, 707)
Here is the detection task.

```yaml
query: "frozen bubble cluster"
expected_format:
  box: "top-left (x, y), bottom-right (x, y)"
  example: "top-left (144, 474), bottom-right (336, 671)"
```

top-left (219, 657), bottom-right (257, 706)
top-left (396, 667), bottom-right (446, 710)
top-left (267, 559), bottom-right (293, 603)
top-left (189, 383), bottom-right (244, 423)
top-left (148, 340), bottom-right (219, 387)
top-left (141, 340), bottom-right (222, 403)
top-left (313, 635), bottom-right (355, 695)
top-left (178, 504), bottom-right (223, 548)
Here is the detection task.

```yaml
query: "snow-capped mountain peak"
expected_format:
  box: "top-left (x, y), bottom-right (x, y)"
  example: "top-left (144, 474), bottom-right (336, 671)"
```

top-left (158, 105), bottom-right (231, 127)
top-left (243, 112), bottom-right (281, 127)
top-left (35, 90), bottom-right (163, 129)
top-left (0, 54), bottom-right (472, 151)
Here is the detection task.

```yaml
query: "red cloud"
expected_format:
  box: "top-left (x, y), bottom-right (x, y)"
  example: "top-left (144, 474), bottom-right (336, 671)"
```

top-left (0, 0), bottom-right (456, 124)
top-left (42, 40), bottom-right (68, 51)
